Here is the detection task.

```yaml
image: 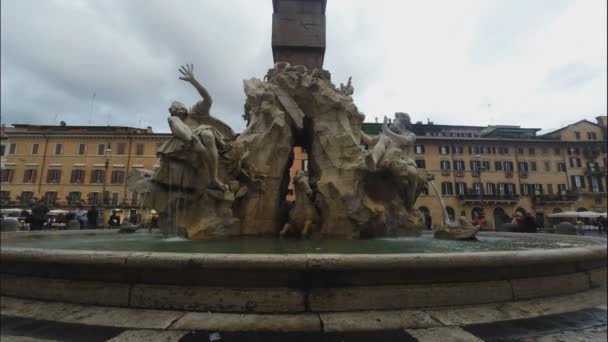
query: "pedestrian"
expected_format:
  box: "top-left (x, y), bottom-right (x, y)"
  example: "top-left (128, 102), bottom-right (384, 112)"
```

top-left (87, 206), bottom-right (99, 229)
top-left (30, 199), bottom-right (48, 231)
top-left (108, 211), bottom-right (121, 228)
top-left (74, 205), bottom-right (87, 229)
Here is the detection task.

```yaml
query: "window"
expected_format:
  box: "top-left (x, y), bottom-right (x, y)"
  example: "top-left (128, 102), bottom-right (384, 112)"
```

top-left (70, 169), bottom-right (85, 184)
top-left (473, 183), bottom-right (482, 196)
top-left (528, 147), bottom-right (535, 155)
top-left (54, 143), bottom-right (62, 155)
top-left (544, 161), bottom-right (551, 172)
top-left (0, 191), bottom-right (10, 203)
top-left (571, 175), bottom-right (585, 191)
top-left (558, 184), bottom-right (567, 193)
top-left (20, 191), bottom-right (33, 205)
top-left (506, 183), bottom-right (516, 196)
top-left (569, 158), bottom-right (581, 168)
top-left (9, 143), bottom-right (16, 154)
top-left (136, 143), bottom-right (145, 155)
top-left (568, 147), bottom-right (580, 155)
top-left (110, 192), bottom-right (119, 206)
top-left (32, 144), bottom-right (39, 155)
top-left (454, 160), bottom-right (465, 171)
top-left (589, 176), bottom-right (602, 193)
top-left (486, 183), bottom-right (495, 196)
top-left (532, 184), bottom-right (543, 195)
top-left (117, 143), bottom-right (126, 155)
top-left (90, 169), bottom-right (105, 184)
top-left (98, 144), bottom-right (106, 155)
top-left (520, 183), bottom-right (531, 196)
top-left (46, 169), bottom-right (62, 183)
top-left (482, 161), bottom-right (490, 172)
top-left (471, 160), bottom-right (481, 176)
top-left (453, 146), bottom-right (463, 154)
top-left (547, 184), bottom-right (554, 194)
top-left (88, 192), bottom-right (100, 205)
top-left (541, 147), bottom-right (548, 154)
top-left (43, 191), bottom-right (57, 205)
top-left (415, 159), bottom-right (426, 168)
top-left (494, 161), bottom-right (503, 171)
top-left (575, 131), bottom-right (581, 140)
top-left (497, 183), bottom-right (506, 196)
top-left (68, 192), bottom-right (81, 205)
top-left (455, 182), bottom-right (466, 195)
top-left (557, 162), bottom-right (567, 172)
top-left (111, 170), bottom-right (125, 184)
top-left (441, 182), bottom-right (453, 195)
top-left (414, 145), bottom-right (425, 154)
top-left (503, 161), bottom-right (514, 173)
top-left (517, 147), bottom-right (524, 154)
top-left (22, 169), bottom-right (37, 183)
top-left (587, 162), bottom-right (598, 172)
top-left (78, 143), bottom-right (86, 155)
top-left (518, 161), bottom-right (528, 173)
top-left (0, 144), bottom-right (5, 156)
top-left (530, 161), bottom-right (537, 172)
top-left (554, 147), bottom-right (561, 156)
top-left (588, 132), bottom-right (597, 140)
top-left (439, 146), bottom-right (449, 154)
top-left (440, 160), bottom-right (450, 171)
top-left (1, 169), bottom-right (14, 182)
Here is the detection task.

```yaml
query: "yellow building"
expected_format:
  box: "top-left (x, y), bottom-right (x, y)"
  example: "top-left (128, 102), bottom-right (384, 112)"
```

top-left (0, 124), bottom-right (170, 223)
top-left (358, 116), bottom-right (607, 229)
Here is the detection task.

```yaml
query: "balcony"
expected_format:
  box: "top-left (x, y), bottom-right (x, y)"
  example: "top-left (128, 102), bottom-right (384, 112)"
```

top-left (585, 167), bottom-right (606, 176)
top-left (533, 193), bottom-right (577, 204)
top-left (455, 169), bottom-right (464, 177)
top-left (440, 169), bottom-right (450, 176)
top-left (458, 193), bottom-right (520, 205)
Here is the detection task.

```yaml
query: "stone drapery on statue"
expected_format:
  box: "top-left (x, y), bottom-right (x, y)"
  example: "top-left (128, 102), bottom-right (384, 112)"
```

top-left (129, 62), bottom-right (427, 239)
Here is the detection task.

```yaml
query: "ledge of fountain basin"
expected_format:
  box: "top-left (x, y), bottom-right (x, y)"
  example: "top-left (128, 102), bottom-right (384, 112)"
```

top-left (1, 231), bottom-right (605, 272)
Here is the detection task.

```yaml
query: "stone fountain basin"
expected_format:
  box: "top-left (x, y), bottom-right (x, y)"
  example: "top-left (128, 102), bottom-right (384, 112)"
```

top-left (1, 230), bottom-right (606, 313)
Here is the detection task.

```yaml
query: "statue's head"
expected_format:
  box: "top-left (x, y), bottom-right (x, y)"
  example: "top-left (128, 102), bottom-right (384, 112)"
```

top-left (169, 101), bottom-right (188, 119)
top-left (393, 112), bottom-right (411, 130)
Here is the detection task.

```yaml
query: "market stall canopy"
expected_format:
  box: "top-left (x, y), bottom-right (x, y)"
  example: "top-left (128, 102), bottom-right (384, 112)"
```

top-left (48, 209), bottom-right (70, 215)
top-left (548, 211), bottom-right (606, 218)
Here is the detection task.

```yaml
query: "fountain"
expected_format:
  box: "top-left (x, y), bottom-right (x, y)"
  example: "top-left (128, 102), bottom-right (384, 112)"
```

top-left (0, 0), bottom-right (605, 333)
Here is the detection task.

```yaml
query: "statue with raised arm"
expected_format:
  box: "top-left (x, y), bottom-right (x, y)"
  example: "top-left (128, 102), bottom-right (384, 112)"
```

top-left (155, 64), bottom-right (234, 192)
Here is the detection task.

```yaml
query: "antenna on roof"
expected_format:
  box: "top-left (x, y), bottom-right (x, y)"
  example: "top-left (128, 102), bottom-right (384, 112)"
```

top-left (89, 92), bottom-right (96, 126)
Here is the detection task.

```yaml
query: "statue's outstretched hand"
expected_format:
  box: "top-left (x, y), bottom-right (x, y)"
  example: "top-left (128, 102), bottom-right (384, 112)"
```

top-left (178, 64), bottom-right (196, 83)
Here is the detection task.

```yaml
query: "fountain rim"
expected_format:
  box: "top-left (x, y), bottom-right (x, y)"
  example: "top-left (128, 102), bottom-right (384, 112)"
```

top-left (1, 230), bottom-right (606, 271)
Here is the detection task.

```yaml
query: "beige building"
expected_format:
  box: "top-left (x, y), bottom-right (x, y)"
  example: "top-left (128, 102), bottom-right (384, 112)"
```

top-left (359, 116), bottom-right (607, 229)
top-left (0, 124), bottom-right (169, 223)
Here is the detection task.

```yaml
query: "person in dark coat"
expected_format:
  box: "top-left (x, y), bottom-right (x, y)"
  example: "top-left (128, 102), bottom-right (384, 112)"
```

top-left (30, 200), bottom-right (48, 231)
top-left (87, 206), bottom-right (99, 229)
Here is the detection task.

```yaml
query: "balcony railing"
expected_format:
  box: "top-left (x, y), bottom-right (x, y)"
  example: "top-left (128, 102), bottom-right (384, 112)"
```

top-left (458, 193), bottom-right (519, 202)
top-left (471, 169), bottom-right (480, 177)
top-left (440, 169), bottom-right (450, 176)
top-left (519, 170), bottom-right (528, 178)
top-left (533, 193), bottom-right (578, 203)
top-left (585, 167), bottom-right (606, 176)
top-left (504, 170), bottom-right (513, 178)
top-left (455, 169), bottom-right (464, 177)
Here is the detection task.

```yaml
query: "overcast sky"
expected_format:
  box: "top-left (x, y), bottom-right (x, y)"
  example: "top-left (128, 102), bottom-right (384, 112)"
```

top-left (1, 0), bottom-right (606, 134)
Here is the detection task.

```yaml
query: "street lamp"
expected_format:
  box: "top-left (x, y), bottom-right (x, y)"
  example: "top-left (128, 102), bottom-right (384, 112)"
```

top-left (100, 144), bottom-right (111, 224)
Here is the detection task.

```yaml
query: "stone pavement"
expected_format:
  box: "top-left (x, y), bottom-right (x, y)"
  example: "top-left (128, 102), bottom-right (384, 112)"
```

top-left (1, 290), bottom-right (606, 341)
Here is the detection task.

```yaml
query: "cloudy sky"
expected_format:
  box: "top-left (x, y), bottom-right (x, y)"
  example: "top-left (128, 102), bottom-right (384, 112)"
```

top-left (1, 0), bottom-right (606, 134)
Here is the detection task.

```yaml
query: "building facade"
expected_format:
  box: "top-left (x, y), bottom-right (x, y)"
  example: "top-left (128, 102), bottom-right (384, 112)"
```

top-left (360, 116), bottom-right (607, 229)
top-left (0, 124), bottom-right (169, 223)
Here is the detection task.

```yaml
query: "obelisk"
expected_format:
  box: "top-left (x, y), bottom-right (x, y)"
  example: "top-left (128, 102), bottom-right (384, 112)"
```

top-left (271, 0), bottom-right (326, 69)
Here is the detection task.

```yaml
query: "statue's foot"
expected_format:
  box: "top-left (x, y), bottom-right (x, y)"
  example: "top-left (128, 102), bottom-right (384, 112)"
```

top-left (209, 178), bottom-right (228, 192)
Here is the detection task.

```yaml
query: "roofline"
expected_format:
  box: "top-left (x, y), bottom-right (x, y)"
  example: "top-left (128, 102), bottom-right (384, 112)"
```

top-left (541, 119), bottom-right (600, 136)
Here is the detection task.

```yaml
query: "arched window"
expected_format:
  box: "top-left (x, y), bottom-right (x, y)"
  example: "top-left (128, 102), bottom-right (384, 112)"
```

top-left (471, 207), bottom-right (484, 220)
top-left (493, 207), bottom-right (508, 227)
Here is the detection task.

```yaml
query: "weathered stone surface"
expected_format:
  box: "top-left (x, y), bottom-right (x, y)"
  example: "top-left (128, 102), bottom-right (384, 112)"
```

top-left (130, 284), bottom-right (306, 313)
top-left (588, 268), bottom-right (607, 289)
top-left (426, 304), bottom-right (529, 326)
top-left (0, 274), bottom-right (130, 306)
top-left (171, 312), bottom-right (321, 332)
top-left (1, 296), bottom-right (86, 321)
top-left (309, 281), bottom-right (512, 311)
top-left (511, 272), bottom-right (590, 300)
top-left (0, 219), bottom-right (18, 232)
top-left (507, 288), bottom-right (607, 316)
top-left (320, 310), bottom-right (439, 331)
top-left (107, 330), bottom-right (189, 342)
top-left (58, 306), bottom-right (184, 329)
top-left (406, 327), bottom-right (485, 342)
